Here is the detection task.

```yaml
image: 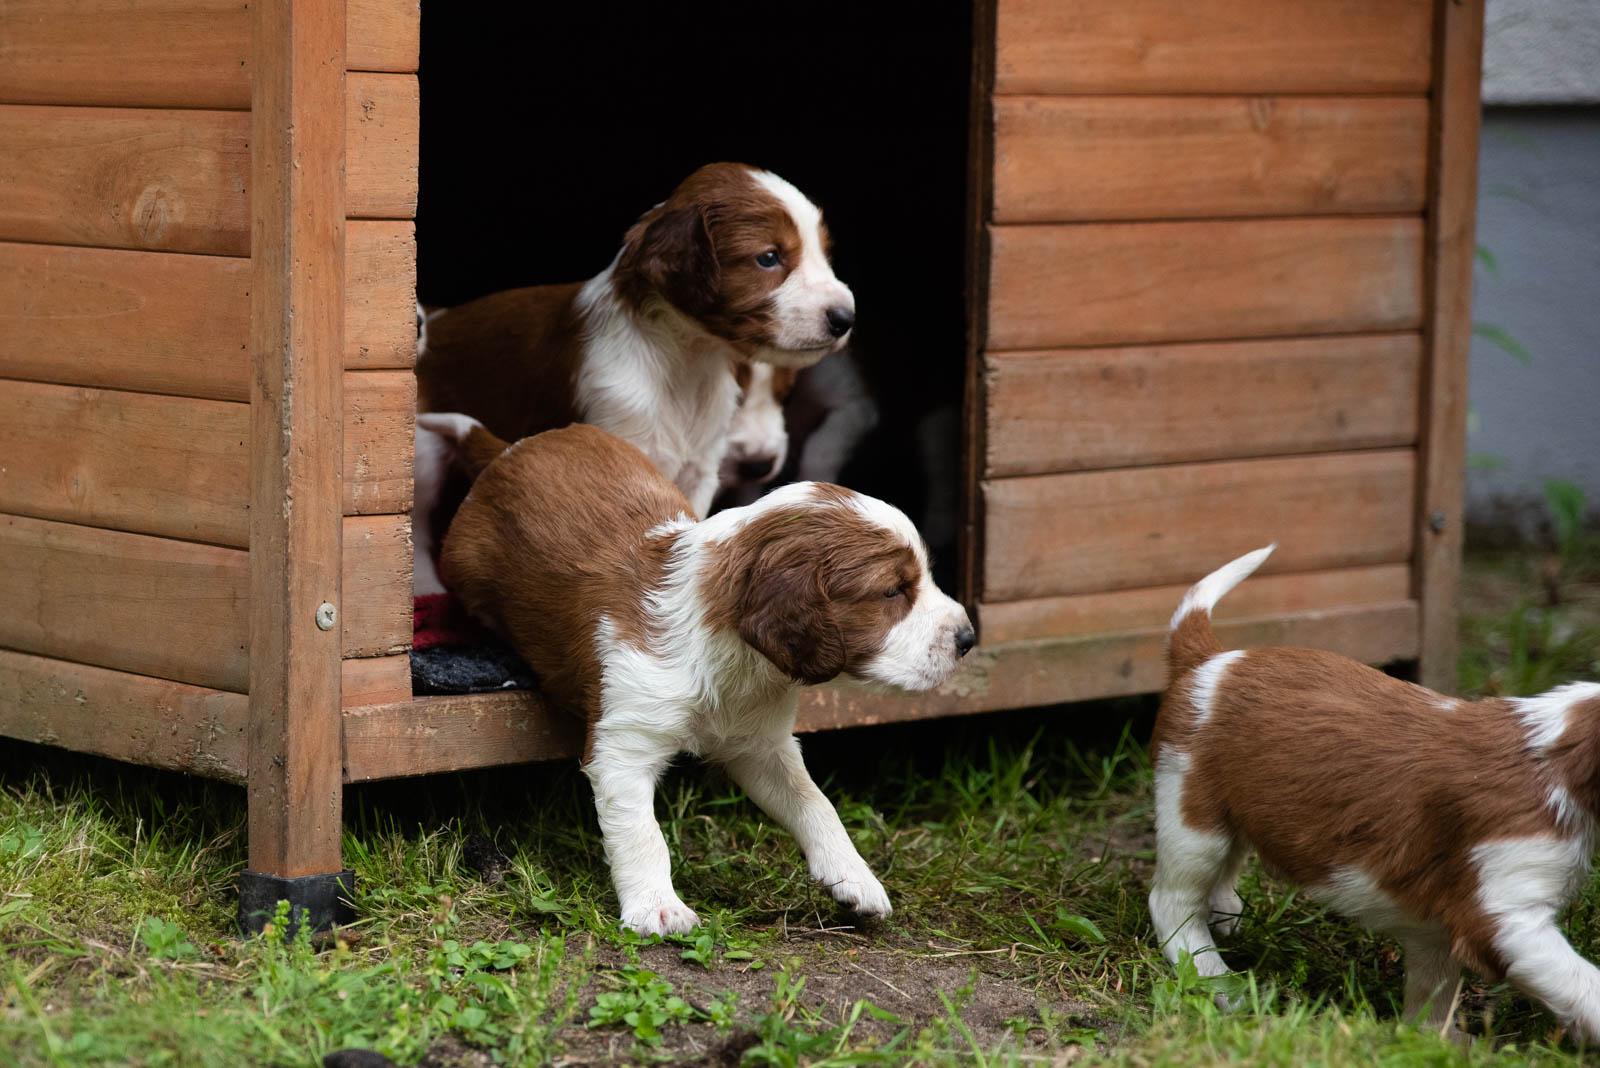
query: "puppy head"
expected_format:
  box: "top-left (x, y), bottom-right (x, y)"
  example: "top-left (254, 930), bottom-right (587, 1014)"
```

top-left (613, 163), bottom-right (854, 367)
top-left (705, 483), bottom-right (973, 688)
top-left (719, 362), bottom-right (800, 489)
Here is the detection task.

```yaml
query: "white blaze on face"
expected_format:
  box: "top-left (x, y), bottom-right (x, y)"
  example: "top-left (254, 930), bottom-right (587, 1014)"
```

top-left (842, 493), bottom-right (972, 692)
top-left (748, 170), bottom-right (854, 359)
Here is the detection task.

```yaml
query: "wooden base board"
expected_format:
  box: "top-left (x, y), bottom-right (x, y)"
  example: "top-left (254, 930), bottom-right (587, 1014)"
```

top-left (339, 600), bottom-right (1418, 782)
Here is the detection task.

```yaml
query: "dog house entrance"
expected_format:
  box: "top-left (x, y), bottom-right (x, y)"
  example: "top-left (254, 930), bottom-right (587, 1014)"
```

top-left (415, 0), bottom-right (976, 596)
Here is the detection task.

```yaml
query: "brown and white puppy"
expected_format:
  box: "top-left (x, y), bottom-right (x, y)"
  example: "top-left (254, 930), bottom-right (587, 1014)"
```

top-left (1151, 545), bottom-right (1600, 1041)
top-left (424, 413), bottom-right (975, 936)
top-left (718, 360), bottom-right (800, 494)
top-left (415, 163), bottom-right (855, 519)
top-left (715, 348), bottom-right (879, 511)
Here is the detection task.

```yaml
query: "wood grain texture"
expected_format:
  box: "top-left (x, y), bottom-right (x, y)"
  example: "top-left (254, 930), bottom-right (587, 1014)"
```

top-left (348, 0), bottom-right (419, 73)
top-left (0, 78), bottom-right (408, 255)
top-left (0, 375), bottom-right (413, 545)
top-left (0, 648), bottom-right (248, 783)
top-left (978, 564), bottom-right (1412, 645)
top-left (0, 380), bottom-right (249, 546)
top-left (341, 514), bottom-right (411, 659)
top-left (0, 0), bottom-right (251, 109)
top-left (0, 105), bottom-right (250, 255)
top-left (959, 0), bottom-right (999, 610)
top-left (338, 603), bottom-right (1420, 779)
top-left (0, 241), bottom-right (251, 400)
top-left (993, 96), bottom-right (1429, 223)
top-left (345, 220), bottom-right (416, 368)
top-left (983, 333), bottom-right (1421, 477)
top-left (982, 449), bottom-right (1417, 602)
top-left (247, 0), bottom-right (347, 878)
top-left (987, 217), bottom-right (1425, 350)
top-left (1415, 0), bottom-right (1484, 692)
top-left (340, 654), bottom-right (411, 710)
top-left (994, 0), bottom-right (1433, 95)
top-left (343, 370), bottom-right (413, 515)
top-left (347, 73), bottom-right (417, 219)
top-left (342, 692), bottom-right (584, 781)
top-left (0, 0), bottom-right (416, 107)
top-left (0, 234), bottom-right (414, 398)
top-left (0, 512), bottom-right (249, 692)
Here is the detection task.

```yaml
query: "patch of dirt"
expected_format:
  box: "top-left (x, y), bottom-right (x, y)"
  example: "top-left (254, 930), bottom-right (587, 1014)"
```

top-left (551, 925), bottom-right (1100, 1065)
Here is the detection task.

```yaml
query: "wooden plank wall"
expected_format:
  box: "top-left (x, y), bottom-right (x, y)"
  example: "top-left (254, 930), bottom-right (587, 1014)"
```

top-left (978, 0), bottom-right (1440, 675)
top-left (0, 0), bottom-right (417, 782)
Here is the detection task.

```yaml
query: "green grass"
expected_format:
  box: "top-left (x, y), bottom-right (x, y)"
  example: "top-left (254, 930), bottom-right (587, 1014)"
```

top-left (4, 545), bottom-right (1600, 1066)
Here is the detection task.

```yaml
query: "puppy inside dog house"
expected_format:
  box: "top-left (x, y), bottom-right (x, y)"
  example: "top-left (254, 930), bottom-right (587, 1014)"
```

top-left (0, 0), bottom-right (1483, 931)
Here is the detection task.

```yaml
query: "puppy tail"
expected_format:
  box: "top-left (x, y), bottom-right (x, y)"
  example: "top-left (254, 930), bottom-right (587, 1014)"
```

top-left (1168, 545), bottom-right (1275, 676)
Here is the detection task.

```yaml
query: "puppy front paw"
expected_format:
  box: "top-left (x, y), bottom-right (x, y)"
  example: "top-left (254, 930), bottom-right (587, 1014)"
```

top-left (619, 894), bottom-right (701, 937)
top-left (812, 859), bottom-right (892, 919)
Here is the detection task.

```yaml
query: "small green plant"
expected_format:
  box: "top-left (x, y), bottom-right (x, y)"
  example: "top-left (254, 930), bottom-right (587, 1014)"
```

top-left (138, 915), bottom-right (199, 961)
top-left (587, 966), bottom-right (696, 1047)
top-left (0, 820), bottom-right (44, 862)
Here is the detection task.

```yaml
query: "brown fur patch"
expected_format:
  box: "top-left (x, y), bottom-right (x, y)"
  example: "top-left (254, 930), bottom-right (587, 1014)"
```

top-left (440, 426), bottom-right (692, 740)
top-left (701, 494), bottom-right (918, 684)
top-left (415, 282), bottom-right (585, 443)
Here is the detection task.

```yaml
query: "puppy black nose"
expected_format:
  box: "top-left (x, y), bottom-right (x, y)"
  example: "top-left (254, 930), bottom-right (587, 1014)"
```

top-left (736, 457), bottom-right (776, 481)
top-left (954, 627), bottom-right (976, 658)
top-left (825, 306), bottom-right (854, 338)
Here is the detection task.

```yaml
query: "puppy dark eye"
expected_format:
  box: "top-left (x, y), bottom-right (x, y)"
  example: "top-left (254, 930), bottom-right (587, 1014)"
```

top-left (883, 584), bottom-right (906, 599)
top-left (755, 249), bottom-right (781, 269)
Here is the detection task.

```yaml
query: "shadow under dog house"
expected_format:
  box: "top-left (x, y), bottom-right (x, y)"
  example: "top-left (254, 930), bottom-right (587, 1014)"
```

top-left (0, 0), bottom-right (1483, 923)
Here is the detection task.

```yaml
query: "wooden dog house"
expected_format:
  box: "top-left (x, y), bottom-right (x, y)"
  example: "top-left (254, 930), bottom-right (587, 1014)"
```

top-left (0, 0), bottom-right (1483, 920)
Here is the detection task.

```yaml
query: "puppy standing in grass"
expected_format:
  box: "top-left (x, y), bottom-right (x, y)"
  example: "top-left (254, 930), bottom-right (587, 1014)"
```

top-left (1150, 545), bottom-right (1600, 1041)
top-left (425, 414), bottom-right (975, 936)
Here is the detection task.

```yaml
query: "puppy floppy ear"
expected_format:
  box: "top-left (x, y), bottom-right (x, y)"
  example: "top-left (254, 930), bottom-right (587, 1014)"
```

top-left (617, 205), bottom-right (719, 317)
top-left (738, 556), bottom-right (846, 685)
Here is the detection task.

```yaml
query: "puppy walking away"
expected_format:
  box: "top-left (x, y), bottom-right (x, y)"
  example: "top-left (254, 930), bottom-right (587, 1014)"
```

top-left (1150, 545), bottom-right (1600, 1041)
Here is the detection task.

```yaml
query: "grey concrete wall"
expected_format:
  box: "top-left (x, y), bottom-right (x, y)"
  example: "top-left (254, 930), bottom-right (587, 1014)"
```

top-left (1465, 107), bottom-right (1600, 533)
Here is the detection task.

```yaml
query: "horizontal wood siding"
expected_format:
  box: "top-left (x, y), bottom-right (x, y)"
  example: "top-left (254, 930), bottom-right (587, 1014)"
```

top-left (993, 96), bottom-right (1429, 223)
top-left (984, 333), bottom-right (1421, 477)
top-left (0, 513), bottom-right (410, 692)
top-left (979, 564), bottom-right (1412, 645)
top-left (0, 512), bottom-right (249, 691)
top-left (0, 648), bottom-right (247, 782)
top-left (0, 0), bottom-right (417, 108)
top-left (0, 382), bottom-right (248, 546)
top-left (982, 450), bottom-right (1416, 602)
top-left (0, 77), bottom-right (413, 257)
top-left (987, 217), bottom-right (1425, 350)
top-left (0, 223), bottom-right (413, 400)
top-left (339, 601), bottom-right (1420, 779)
top-left (994, 0), bottom-right (1433, 95)
top-left (0, 374), bottom-right (413, 544)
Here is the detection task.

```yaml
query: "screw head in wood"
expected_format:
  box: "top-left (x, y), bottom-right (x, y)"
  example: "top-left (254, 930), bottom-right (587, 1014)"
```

top-left (316, 602), bottom-right (338, 631)
top-left (1429, 511), bottom-right (1448, 533)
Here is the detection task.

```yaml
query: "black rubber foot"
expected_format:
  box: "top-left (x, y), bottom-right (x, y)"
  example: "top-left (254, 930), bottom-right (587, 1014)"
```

top-left (238, 869), bottom-right (356, 936)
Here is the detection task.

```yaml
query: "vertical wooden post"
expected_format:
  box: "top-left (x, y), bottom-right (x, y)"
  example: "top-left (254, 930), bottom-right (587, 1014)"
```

top-left (241, 0), bottom-right (350, 932)
top-left (958, 0), bottom-right (998, 614)
top-left (1415, 0), bottom-right (1484, 693)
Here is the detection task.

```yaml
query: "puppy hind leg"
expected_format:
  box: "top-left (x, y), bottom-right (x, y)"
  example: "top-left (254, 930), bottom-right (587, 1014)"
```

top-left (1401, 933), bottom-right (1462, 1036)
top-left (1207, 838), bottom-right (1251, 938)
top-left (1150, 754), bottom-right (1236, 1004)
